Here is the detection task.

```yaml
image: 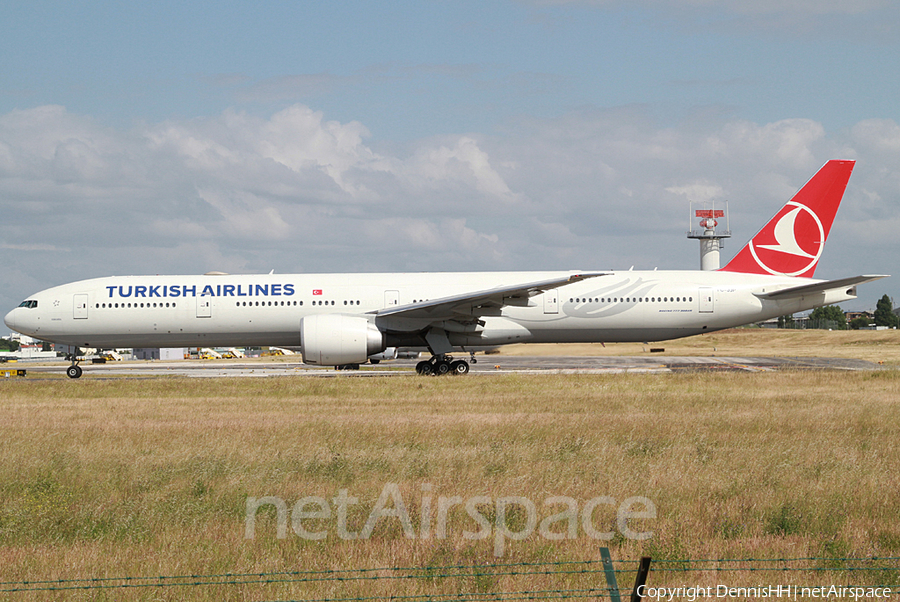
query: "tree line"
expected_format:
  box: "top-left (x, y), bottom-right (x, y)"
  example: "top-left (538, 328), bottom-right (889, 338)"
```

top-left (0, 338), bottom-right (20, 352)
top-left (781, 294), bottom-right (899, 330)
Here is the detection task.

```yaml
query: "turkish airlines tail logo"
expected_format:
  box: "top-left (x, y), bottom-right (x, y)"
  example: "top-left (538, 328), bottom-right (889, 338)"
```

top-left (721, 160), bottom-right (855, 278)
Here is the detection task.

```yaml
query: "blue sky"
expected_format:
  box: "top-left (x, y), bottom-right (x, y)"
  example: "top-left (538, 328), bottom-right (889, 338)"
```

top-left (2, 0), bottom-right (899, 313)
top-left (5, 1), bottom-right (897, 134)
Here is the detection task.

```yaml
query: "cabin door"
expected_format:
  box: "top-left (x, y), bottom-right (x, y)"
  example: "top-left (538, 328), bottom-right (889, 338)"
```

top-left (543, 290), bottom-right (559, 314)
top-left (197, 296), bottom-right (212, 318)
top-left (73, 294), bottom-right (88, 319)
top-left (699, 287), bottom-right (715, 313)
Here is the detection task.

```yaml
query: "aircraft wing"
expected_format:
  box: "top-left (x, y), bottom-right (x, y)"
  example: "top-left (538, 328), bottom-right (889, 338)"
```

top-left (370, 272), bottom-right (609, 321)
top-left (754, 275), bottom-right (888, 300)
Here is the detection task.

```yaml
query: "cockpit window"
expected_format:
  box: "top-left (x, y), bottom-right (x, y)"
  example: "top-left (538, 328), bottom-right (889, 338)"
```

top-left (17, 300), bottom-right (38, 309)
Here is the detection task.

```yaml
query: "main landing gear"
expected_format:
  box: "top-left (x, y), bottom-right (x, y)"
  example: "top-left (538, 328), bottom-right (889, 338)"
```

top-left (415, 354), bottom-right (471, 376)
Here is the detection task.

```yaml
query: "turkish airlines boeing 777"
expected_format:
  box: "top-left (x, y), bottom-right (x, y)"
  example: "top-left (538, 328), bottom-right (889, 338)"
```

top-left (4, 160), bottom-right (886, 377)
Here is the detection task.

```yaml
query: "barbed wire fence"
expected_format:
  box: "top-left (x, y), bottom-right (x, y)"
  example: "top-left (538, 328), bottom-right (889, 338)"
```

top-left (2, 552), bottom-right (898, 600)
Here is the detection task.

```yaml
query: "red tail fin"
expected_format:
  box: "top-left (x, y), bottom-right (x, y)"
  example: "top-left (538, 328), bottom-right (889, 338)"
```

top-left (720, 160), bottom-right (855, 278)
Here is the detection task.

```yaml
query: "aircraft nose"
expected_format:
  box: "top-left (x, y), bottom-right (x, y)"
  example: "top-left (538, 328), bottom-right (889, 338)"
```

top-left (3, 308), bottom-right (15, 331)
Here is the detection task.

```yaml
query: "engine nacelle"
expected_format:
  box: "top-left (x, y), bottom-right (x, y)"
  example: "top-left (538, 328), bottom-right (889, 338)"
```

top-left (300, 314), bottom-right (385, 366)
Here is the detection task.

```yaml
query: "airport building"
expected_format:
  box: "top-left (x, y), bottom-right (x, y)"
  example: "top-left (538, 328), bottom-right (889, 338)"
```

top-left (1, 333), bottom-right (57, 359)
top-left (133, 348), bottom-right (187, 360)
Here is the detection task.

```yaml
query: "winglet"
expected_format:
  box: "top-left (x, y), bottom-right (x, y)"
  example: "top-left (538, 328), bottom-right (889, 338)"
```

top-left (721, 160), bottom-right (855, 278)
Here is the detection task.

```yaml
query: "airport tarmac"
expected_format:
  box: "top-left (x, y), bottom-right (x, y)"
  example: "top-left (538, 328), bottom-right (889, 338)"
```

top-left (8, 354), bottom-right (884, 378)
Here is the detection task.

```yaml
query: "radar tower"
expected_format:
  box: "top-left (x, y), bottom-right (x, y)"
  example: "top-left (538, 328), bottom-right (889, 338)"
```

top-left (687, 202), bottom-right (731, 270)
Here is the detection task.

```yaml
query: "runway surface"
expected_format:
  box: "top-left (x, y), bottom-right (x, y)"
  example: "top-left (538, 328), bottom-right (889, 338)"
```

top-left (8, 354), bottom-right (884, 378)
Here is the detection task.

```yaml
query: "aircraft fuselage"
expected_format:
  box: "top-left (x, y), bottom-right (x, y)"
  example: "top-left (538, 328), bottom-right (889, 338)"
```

top-left (4, 270), bottom-right (856, 350)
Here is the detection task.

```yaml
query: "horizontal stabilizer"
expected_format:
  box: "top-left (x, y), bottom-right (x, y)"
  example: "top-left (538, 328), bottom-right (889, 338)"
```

top-left (754, 275), bottom-right (888, 300)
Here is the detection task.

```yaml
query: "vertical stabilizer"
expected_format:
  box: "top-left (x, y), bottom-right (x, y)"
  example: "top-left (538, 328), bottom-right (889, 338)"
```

top-left (720, 160), bottom-right (855, 278)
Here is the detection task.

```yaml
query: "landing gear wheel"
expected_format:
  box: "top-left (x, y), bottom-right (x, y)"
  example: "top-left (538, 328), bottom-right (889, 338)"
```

top-left (450, 360), bottom-right (469, 375)
top-left (66, 365), bottom-right (83, 379)
top-left (416, 354), bottom-right (469, 376)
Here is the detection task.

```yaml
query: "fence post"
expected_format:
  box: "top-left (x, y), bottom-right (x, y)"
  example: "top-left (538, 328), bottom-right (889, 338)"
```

top-left (600, 547), bottom-right (621, 602)
top-left (630, 556), bottom-right (652, 602)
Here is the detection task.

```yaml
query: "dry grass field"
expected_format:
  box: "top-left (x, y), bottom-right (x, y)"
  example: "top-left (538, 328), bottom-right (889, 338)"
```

top-left (499, 327), bottom-right (900, 365)
top-left (1, 332), bottom-right (899, 599)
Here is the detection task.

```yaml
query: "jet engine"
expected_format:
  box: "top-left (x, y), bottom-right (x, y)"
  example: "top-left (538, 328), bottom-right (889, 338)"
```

top-left (300, 314), bottom-right (385, 366)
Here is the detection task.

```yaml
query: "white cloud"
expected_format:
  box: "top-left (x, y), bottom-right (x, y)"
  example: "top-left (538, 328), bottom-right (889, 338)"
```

top-left (0, 104), bottom-right (520, 301)
top-left (0, 243), bottom-right (69, 252)
top-left (665, 182), bottom-right (725, 204)
top-left (0, 105), bottom-right (125, 185)
top-left (850, 119), bottom-right (900, 154)
top-left (1, 104), bottom-right (898, 311)
top-left (405, 137), bottom-right (520, 202)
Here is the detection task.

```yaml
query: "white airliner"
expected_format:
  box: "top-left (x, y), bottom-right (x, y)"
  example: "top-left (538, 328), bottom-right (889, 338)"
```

top-left (4, 160), bottom-right (886, 378)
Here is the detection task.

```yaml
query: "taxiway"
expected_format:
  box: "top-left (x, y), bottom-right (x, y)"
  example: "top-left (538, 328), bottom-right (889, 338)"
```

top-left (7, 354), bottom-right (883, 378)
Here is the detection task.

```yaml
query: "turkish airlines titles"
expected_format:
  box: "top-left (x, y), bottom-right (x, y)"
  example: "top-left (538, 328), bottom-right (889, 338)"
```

top-left (105, 283), bottom-right (297, 299)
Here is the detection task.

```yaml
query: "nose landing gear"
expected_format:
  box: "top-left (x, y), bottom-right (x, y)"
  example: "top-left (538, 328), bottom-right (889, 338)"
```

top-left (66, 348), bottom-right (83, 379)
